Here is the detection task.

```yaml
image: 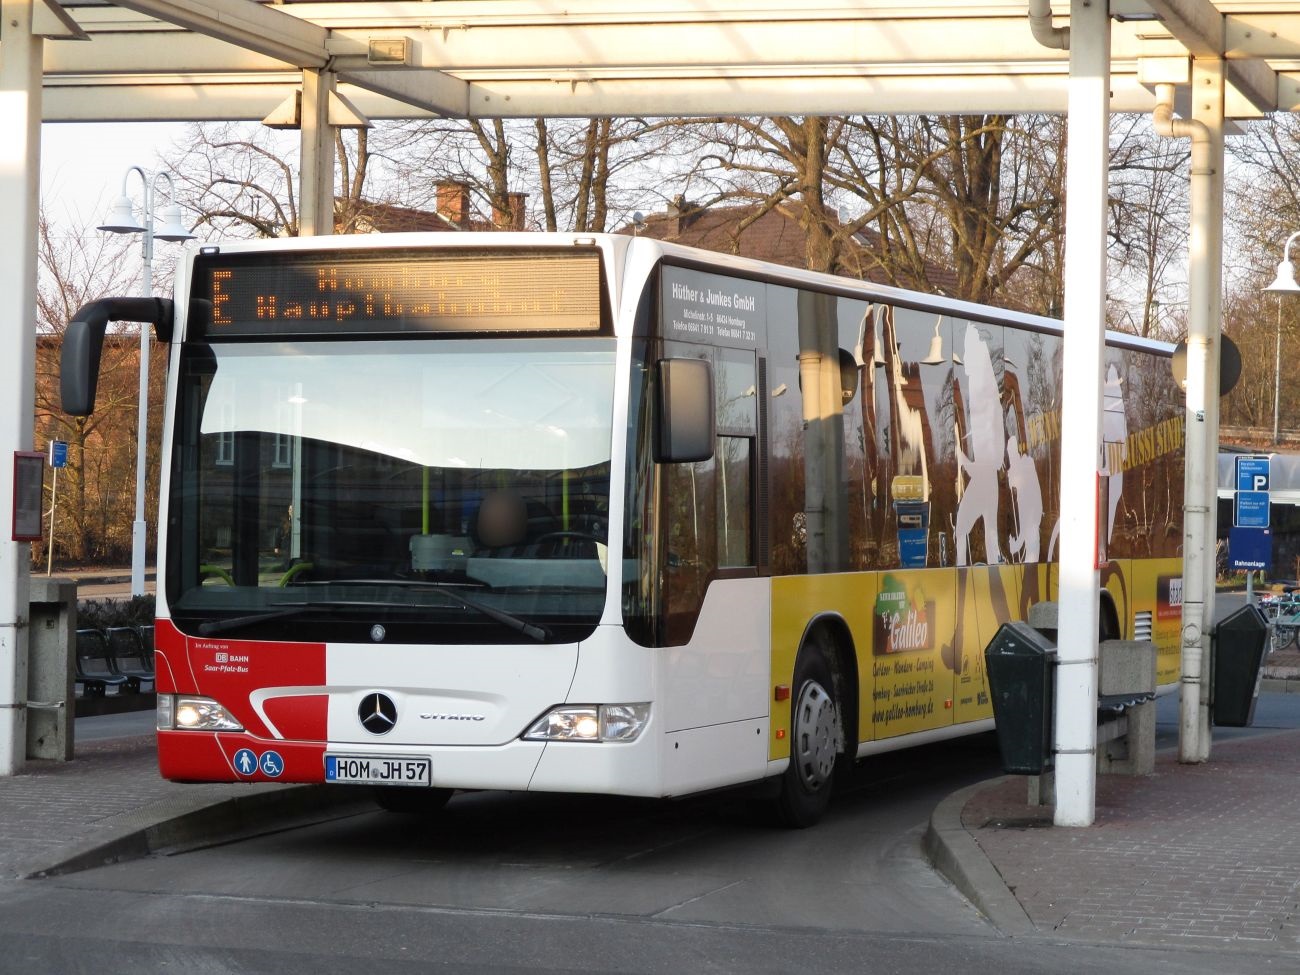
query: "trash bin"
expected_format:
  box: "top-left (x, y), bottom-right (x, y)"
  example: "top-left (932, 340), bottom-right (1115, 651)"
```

top-left (1212, 604), bottom-right (1269, 728)
top-left (984, 621), bottom-right (1056, 774)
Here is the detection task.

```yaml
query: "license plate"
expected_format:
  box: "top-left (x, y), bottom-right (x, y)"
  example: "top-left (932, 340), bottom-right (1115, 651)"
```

top-left (325, 754), bottom-right (431, 786)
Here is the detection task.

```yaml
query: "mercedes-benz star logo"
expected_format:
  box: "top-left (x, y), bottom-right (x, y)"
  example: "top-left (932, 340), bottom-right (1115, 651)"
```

top-left (359, 692), bottom-right (398, 735)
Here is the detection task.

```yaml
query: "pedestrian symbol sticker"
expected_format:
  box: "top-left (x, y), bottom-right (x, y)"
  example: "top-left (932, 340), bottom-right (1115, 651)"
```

top-left (259, 750), bottom-right (284, 777)
top-left (233, 748), bottom-right (257, 776)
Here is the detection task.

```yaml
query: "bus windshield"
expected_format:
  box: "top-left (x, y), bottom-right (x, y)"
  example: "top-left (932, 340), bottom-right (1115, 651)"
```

top-left (166, 337), bottom-right (616, 644)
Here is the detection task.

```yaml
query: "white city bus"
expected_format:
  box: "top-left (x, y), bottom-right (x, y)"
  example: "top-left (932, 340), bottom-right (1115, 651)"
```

top-left (62, 233), bottom-right (1185, 826)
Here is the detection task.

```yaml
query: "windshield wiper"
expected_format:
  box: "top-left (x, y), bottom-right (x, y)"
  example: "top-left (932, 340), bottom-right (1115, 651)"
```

top-left (420, 583), bottom-right (550, 642)
top-left (197, 604), bottom-right (312, 637)
top-left (194, 598), bottom-right (438, 638)
top-left (272, 579), bottom-right (551, 643)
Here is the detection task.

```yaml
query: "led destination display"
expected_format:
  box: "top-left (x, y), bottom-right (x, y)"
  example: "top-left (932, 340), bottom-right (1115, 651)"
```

top-left (193, 248), bottom-right (604, 337)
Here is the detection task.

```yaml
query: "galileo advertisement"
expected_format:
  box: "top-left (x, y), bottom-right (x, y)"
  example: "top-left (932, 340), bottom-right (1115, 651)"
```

top-left (871, 570), bottom-right (954, 738)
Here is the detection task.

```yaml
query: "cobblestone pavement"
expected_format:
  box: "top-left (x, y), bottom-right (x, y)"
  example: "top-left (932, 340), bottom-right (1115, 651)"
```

top-left (959, 728), bottom-right (1300, 952)
top-left (1265, 644), bottom-right (1300, 679)
top-left (0, 732), bottom-right (358, 880)
top-left (0, 735), bottom-right (230, 878)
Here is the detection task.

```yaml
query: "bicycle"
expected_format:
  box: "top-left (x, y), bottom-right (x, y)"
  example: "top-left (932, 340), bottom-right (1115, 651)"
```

top-left (1258, 590), bottom-right (1300, 652)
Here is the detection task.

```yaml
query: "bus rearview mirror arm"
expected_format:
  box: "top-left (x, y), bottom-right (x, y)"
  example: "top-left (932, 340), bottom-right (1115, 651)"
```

top-left (60, 297), bottom-right (175, 417)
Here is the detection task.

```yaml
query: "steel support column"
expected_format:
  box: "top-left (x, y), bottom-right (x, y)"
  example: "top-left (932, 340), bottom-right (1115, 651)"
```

top-left (299, 67), bottom-right (334, 236)
top-left (1180, 58), bottom-right (1225, 764)
top-left (0, 0), bottom-right (42, 776)
top-left (1053, 0), bottom-right (1110, 828)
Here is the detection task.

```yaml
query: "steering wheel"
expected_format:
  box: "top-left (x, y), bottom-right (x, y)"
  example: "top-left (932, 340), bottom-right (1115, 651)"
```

top-left (531, 531), bottom-right (604, 552)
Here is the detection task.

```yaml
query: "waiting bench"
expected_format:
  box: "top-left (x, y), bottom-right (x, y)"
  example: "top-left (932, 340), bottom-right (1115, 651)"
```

top-left (74, 628), bottom-right (130, 697)
top-left (104, 626), bottom-right (155, 694)
top-left (74, 625), bottom-right (156, 698)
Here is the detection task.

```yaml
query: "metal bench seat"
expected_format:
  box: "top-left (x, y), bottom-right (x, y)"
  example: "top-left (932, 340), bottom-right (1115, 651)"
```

top-left (104, 625), bottom-right (155, 694)
top-left (75, 628), bottom-right (130, 697)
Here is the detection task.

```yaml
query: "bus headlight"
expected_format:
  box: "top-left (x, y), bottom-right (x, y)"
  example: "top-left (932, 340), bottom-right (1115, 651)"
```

top-left (158, 694), bottom-right (244, 732)
top-left (523, 703), bottom-right (650, 742)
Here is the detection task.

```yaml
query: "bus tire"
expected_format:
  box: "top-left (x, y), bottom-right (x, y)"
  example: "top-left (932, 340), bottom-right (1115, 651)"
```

top-left (372, 786), bottom-right (454, 815)
top-left (773, 637), bottom-right (842, 828)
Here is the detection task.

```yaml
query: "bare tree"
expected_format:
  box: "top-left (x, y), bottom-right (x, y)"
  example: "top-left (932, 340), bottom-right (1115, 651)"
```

top-left (1107, 115), bottom-right (1190, 339)
top-left (384, 116), bottom-right (671, 233)
top-left (681, 115), bottom-right (908, 274)
top-left (839, 114), bottom-right (1065, 308)
top-left (1228, 113), bottom-right (1300, 264)
top-left (33, 211), bottom-right (153, 566)
top-left (1221, 113), bottom-right (1300, 437)
top-left (672, 114), bottom-right (1066, 306)
top-left (167, 122), bottom-right (378, 237)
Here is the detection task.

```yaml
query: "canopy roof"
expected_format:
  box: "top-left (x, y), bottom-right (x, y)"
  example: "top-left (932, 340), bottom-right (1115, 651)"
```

top-left (33, 1), bottom-right (1300, 122)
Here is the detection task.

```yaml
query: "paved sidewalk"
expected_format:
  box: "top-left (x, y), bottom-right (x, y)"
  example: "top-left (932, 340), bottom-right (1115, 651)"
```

top-left (928, 713), bottom-right (1300, 954)
top-left (0, 733), bottom-right (366, 880)
top-left (1266, 643), bottom-right (1300, 680)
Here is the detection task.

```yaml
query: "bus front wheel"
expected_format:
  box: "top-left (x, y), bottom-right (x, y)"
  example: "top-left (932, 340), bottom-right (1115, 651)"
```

top-left (774, 638), bottom-right (842, 828)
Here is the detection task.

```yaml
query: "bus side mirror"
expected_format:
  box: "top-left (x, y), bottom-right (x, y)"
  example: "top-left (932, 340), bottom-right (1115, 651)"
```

top-left (59, 297), bottom-right (175, 416)
top-left (655, 357), bottom-right (714, 463)
top-left (61, 319), bottom-right (106, 417)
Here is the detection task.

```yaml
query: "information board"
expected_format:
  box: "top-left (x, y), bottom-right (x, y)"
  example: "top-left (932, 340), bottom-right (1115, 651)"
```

top-left (1234, 455), bottom-right (1271, 528)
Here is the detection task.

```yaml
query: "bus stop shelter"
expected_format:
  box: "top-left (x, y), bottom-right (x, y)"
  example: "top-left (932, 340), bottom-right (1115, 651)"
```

top-left (4, 0), bottom-right (1300, 827)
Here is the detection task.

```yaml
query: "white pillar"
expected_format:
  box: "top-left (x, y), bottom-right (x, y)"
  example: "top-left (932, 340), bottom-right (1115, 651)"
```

top-left (0, 0), bottom-right (43, 775)
top-left (299, 68), bottom-right (334, 236)
top-left (1180, 59), bottom-right (1225, 764)
top-left (1053, 0), bottom-right (1110, 828)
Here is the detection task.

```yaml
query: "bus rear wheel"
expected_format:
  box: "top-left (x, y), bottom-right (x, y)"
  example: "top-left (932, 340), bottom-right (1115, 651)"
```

top-left (773, 640), bottom-right (842, 828)
top-left (372, 786), bottom-right (454, 815)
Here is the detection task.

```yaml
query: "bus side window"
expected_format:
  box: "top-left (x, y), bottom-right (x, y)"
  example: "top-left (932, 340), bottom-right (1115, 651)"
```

top-left (660, 344), bottom-right (761, 643)
top-left (718, 435), bottom-right (752, 567)
top-left (716, 347), bottom-right (757, 570)
top-left (662, 450), bottom-right (717, 644)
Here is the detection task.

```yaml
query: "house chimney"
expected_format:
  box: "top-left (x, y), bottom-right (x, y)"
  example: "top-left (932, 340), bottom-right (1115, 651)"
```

top-left (666, 194), bottom-right (687, 237)
top-left (436, 181), bottom-right (472, 228)
top-left (493, 192), bottom-right (528, 231)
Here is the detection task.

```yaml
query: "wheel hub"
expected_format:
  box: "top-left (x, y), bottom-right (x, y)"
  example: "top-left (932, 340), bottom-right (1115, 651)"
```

top-left (793, 679), bottom-right (840, 791)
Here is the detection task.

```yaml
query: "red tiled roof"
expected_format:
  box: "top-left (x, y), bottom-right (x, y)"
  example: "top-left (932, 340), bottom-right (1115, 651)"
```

top-left (342, 183), bottom-right (526, 234)
top-left (344, 200), bottom-right (500, 234)
top-left (620, 200), bottom-right (963, 297)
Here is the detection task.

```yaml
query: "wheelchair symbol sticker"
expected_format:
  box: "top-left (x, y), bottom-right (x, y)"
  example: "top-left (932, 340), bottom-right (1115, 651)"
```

top-left (233, 748), bottom-right (258, 776)
top-left (259, 750), bottom-right (284, 778)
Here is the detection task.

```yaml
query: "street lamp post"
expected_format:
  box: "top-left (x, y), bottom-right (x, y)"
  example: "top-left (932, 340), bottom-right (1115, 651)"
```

top-left (98, 168), bottom-right (194, 597)
top-left (1264, 231), bottom-right (1300, 445)
top-left (1274, 297), bottom-right (1283, 446)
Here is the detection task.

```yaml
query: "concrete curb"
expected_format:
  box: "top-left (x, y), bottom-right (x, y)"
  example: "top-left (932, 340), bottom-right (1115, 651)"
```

top-left (19, 783), bottom-right (373, 880)
top-left (59, 572), bottom-right (153, 587)
top-left (922, 778), bottom-right (1037, 939)
top-left (1261, 677), bottom-right (1300, 693)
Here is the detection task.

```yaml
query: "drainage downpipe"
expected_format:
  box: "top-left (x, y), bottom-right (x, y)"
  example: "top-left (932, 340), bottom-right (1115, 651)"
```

top-left (1152, 81), bottom-right (1215, 764)
top-left (1028, 0), bottom-right (1070, 50)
